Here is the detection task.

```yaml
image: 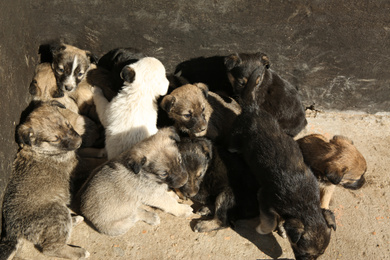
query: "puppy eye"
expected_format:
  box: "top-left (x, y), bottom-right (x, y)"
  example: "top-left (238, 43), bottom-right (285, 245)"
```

top-left (77, 72), bottom-right (84, 77)
top-left (57, 68), bottom-right (64, 74)
top-left (183, 113), bottom-right (192, 119)
top-left (50, 136), bottom-right (60, 142)
top-left (202, 107), bottom-right (205, 112)
top-left (161, 171), bottom-right (169, 178)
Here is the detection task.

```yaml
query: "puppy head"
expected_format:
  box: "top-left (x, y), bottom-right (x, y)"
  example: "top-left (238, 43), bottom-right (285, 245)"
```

top-left (126, 127), bottom-right (188, 188)
top-left (17, 101), bottom-right (82, 154)
top-left (29, 63), bottom-right (63, 100)
top-left (121, 57), bottom-right (169, 97)
top-left (298, 134), bottom-right (367, 190)
top-left (224, 52), bottom-right (270, 96)
top-left (285, 209), bottom-right (336, 260)
top-left (160, 83), bottom-right (209, 137)
top-left (51, 43), bottom-right (96, 93)
top-left (178, 137), bottom-right (213, 198)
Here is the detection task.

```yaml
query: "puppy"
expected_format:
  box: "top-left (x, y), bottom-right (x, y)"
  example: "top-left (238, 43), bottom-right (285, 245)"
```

top-left (29, 63), bottom-right (104, 156)
top-left (228, 70), bottom-right (336, 260)
top-left (93, 57), bottom-right (169, 159)
top-left (178, 138), bottom-right (259, 232)
top-left (160, 83), bottom-right (241, 145)
top-left (51, 43), bottom-right (97, 93)
top-left (77, 127), bottom-right (193, 236)
top-left (0, 101), bottom-right (89, 260)
top-left (297, 134), bottom-right (367, 209)
top-left (175, 53), bottom-right (307, 137)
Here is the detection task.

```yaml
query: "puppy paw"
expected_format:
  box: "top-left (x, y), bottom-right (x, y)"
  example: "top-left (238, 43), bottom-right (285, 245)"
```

top-left (167, 190), bottom-right (180, 201)
top-left (196, 206), bottom-right (212, 216)
top-left (92, 86), bottom-right (103, 96)
top-left (194, 219), bottom-right (224, 233)
top-left (175, 203), bottom-right (194, 217)
top-left (72, 215), bottom-right (84, 227)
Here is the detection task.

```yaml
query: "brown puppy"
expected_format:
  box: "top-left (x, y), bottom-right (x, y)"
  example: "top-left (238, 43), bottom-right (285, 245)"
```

top-left (160, 83), bottom-right (241, 145)
top-left (29, 63), bottom-right (104, 158)
top-left (297, 134), bottom-right (367, 209)
top-left (0, 101), bottom-right (89, 260)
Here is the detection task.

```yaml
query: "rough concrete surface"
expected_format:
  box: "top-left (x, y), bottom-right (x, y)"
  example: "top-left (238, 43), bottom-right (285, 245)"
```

top-left (14, 110), bottom-right (390, 260)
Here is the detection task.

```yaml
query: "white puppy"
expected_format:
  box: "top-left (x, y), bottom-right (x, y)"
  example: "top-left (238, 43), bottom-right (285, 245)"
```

top-left (93, 57), bottom-right (169, 159)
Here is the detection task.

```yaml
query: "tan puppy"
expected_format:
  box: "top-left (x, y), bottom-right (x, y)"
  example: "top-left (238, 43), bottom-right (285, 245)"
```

top-left (29, 63), bottom-right (104, 157)
top-left (297, 134), bottom-right (367, 209)
top-left (0, 101), bottom-right (89, 260)
top-left (160, 83), bottom-right (241, 145)
top-left (78, 127), bottom-right (193, 237)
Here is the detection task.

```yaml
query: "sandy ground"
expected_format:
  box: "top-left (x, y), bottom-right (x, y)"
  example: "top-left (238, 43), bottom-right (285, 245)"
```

top-left (14, 110), bottom-right (390, 260)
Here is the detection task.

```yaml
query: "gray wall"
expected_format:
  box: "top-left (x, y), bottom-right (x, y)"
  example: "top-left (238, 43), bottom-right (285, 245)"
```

top-left (1, 0), bottom-right (389, 210)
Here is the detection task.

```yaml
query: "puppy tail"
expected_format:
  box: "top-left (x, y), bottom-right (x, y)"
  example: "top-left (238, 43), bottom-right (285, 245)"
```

top-left (0, 237), bottom-right (19, 260)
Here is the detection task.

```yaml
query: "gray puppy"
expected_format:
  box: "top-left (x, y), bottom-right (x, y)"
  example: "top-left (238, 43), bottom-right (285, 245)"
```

top-left (0, 101), bottom-right (89, 260)
top-left (78, 127), bottom-right (193, 237)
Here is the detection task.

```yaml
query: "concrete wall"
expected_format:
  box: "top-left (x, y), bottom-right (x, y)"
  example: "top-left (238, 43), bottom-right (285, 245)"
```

top-left (1, 0), bottom-right (389, 213)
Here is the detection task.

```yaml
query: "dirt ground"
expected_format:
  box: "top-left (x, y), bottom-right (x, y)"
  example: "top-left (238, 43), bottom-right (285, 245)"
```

top-left (14, 110), bottom-right (390, 260)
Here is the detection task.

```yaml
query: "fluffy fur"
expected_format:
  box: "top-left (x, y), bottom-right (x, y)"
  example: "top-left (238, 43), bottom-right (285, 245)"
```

top-left (228, 72), bottom-right (336, 260)
top-left (77, 127), bottom-right (193, 236)
top-left (178, 138), bottom-right (259, 232)
top-left (160, 83), bottom-right (241, 145)
top-left (297, 134), bottom-right (367, 209)
top-left (93, 57), bottom-right (169, 159)
top-left (0, 101), bottom-right (89, 260)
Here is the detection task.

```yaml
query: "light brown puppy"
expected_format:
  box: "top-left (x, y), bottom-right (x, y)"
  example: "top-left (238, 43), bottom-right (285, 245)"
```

top-left (29, 63), bottom-right (104, 157)
top-left (0, 101), bottom-right (89, 260)
top-left (297, 134), bottom-right (367, 209)
top-left (160, 83), bottom-right (241, 145)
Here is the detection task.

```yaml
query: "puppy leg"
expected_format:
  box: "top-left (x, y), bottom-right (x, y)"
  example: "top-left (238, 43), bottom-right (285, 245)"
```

top-left (256, 189), bottom-right (277, 235)
top-left (143, 188), bottom-right (193, 217)
top-left (320, 183), bottom-right (336, 209)
top-left (41, 242), bottom-right (90, 259)
top-left (92, 87), bottom-right (109, 128)
top-left (137, 208), bottom-right (160, 226)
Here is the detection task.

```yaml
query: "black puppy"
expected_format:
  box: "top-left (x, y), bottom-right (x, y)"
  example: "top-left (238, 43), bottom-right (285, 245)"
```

top-left (178, 137), bottom-right (259, 232)
top-left (175, 52), bottom-right (307, 137)
top-left (229, 69), bottom-right (336, 260)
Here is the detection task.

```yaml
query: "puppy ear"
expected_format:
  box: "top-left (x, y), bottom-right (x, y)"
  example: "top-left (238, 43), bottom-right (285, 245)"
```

top-left (29, 80), bottom-right (39, 96)
top-left (284, 218), bottom-right (305, 244)
top-left (199, 139), bottom-right (213, 159)
top-left (50, 100), bottom-right (66, 109)
top-left (224, 53), bottom-right (242, 71)
top-left (127, 156), bottom-right (147, 174)
top-left (86, 51), bottom-right (98, 64)
top-left (168, 129), bottom-right (181, 142)
top-left (322, 209), bottom-right (337, 231)
top-left (160, 95), bottom-right (176, 112)
top-left (324, 166), bottom-right (345, 185)
top-left (257, 52), bottom-right (271, 69)
top-left (16, 124), bottom-right (34, 147)
top-left (194, 83), bottom-right (209, 98)
top-left (50, 43), bottom-right (66, 56)
top-left (120, 66), bottom-right (136, 83)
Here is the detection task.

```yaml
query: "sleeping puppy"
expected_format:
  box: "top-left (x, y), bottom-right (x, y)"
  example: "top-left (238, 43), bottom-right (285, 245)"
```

top-left (77, 127), bottom-right (193, 237)
top-left (175, 52), bottom-right (307, 137)
top-left (29, 63), bottom-right (104, 157)
top-left (178, 137), bottom-right (260, 232)
top-left (297, 134), bottom-right (367, 209)
top-left (160, 83), bottom-right (241, 145)
top-left (225, 52), bottom-right (307, 137)
top-left (93, 57), bottom-right (169, 160)
top-left (1, 101), bottom-right (89, 260)
top-left (228, 69), bottom-right (336, 260)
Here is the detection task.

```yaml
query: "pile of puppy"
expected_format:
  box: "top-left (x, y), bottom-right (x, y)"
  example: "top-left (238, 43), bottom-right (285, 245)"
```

top-left (0, 43), bottom-right (367, 260)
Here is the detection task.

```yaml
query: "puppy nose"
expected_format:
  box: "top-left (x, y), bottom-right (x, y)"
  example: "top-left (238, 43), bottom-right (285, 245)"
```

top-left (65, 85), bottom-right (73, 91)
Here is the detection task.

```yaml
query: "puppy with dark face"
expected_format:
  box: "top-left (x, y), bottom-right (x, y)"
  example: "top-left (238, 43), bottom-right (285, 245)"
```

top-left (297, 134), bottom-right (367, 209)
top-left (225, 52), bottom-right (307, 137)
top-left (178, 137), bottom-right (260, 232)
top-left (51, 43), bottom-right (97, 93)
top-left (229, 71), bottom-right (336, 260)
top-left (160, 83), bottom-right (241, 145)
top-left (174, 52), bottom-right (307, 137)
top-left (77, 127), bottom-right (193, 237)
top-left (1, 101), bottom-right (89, 260)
